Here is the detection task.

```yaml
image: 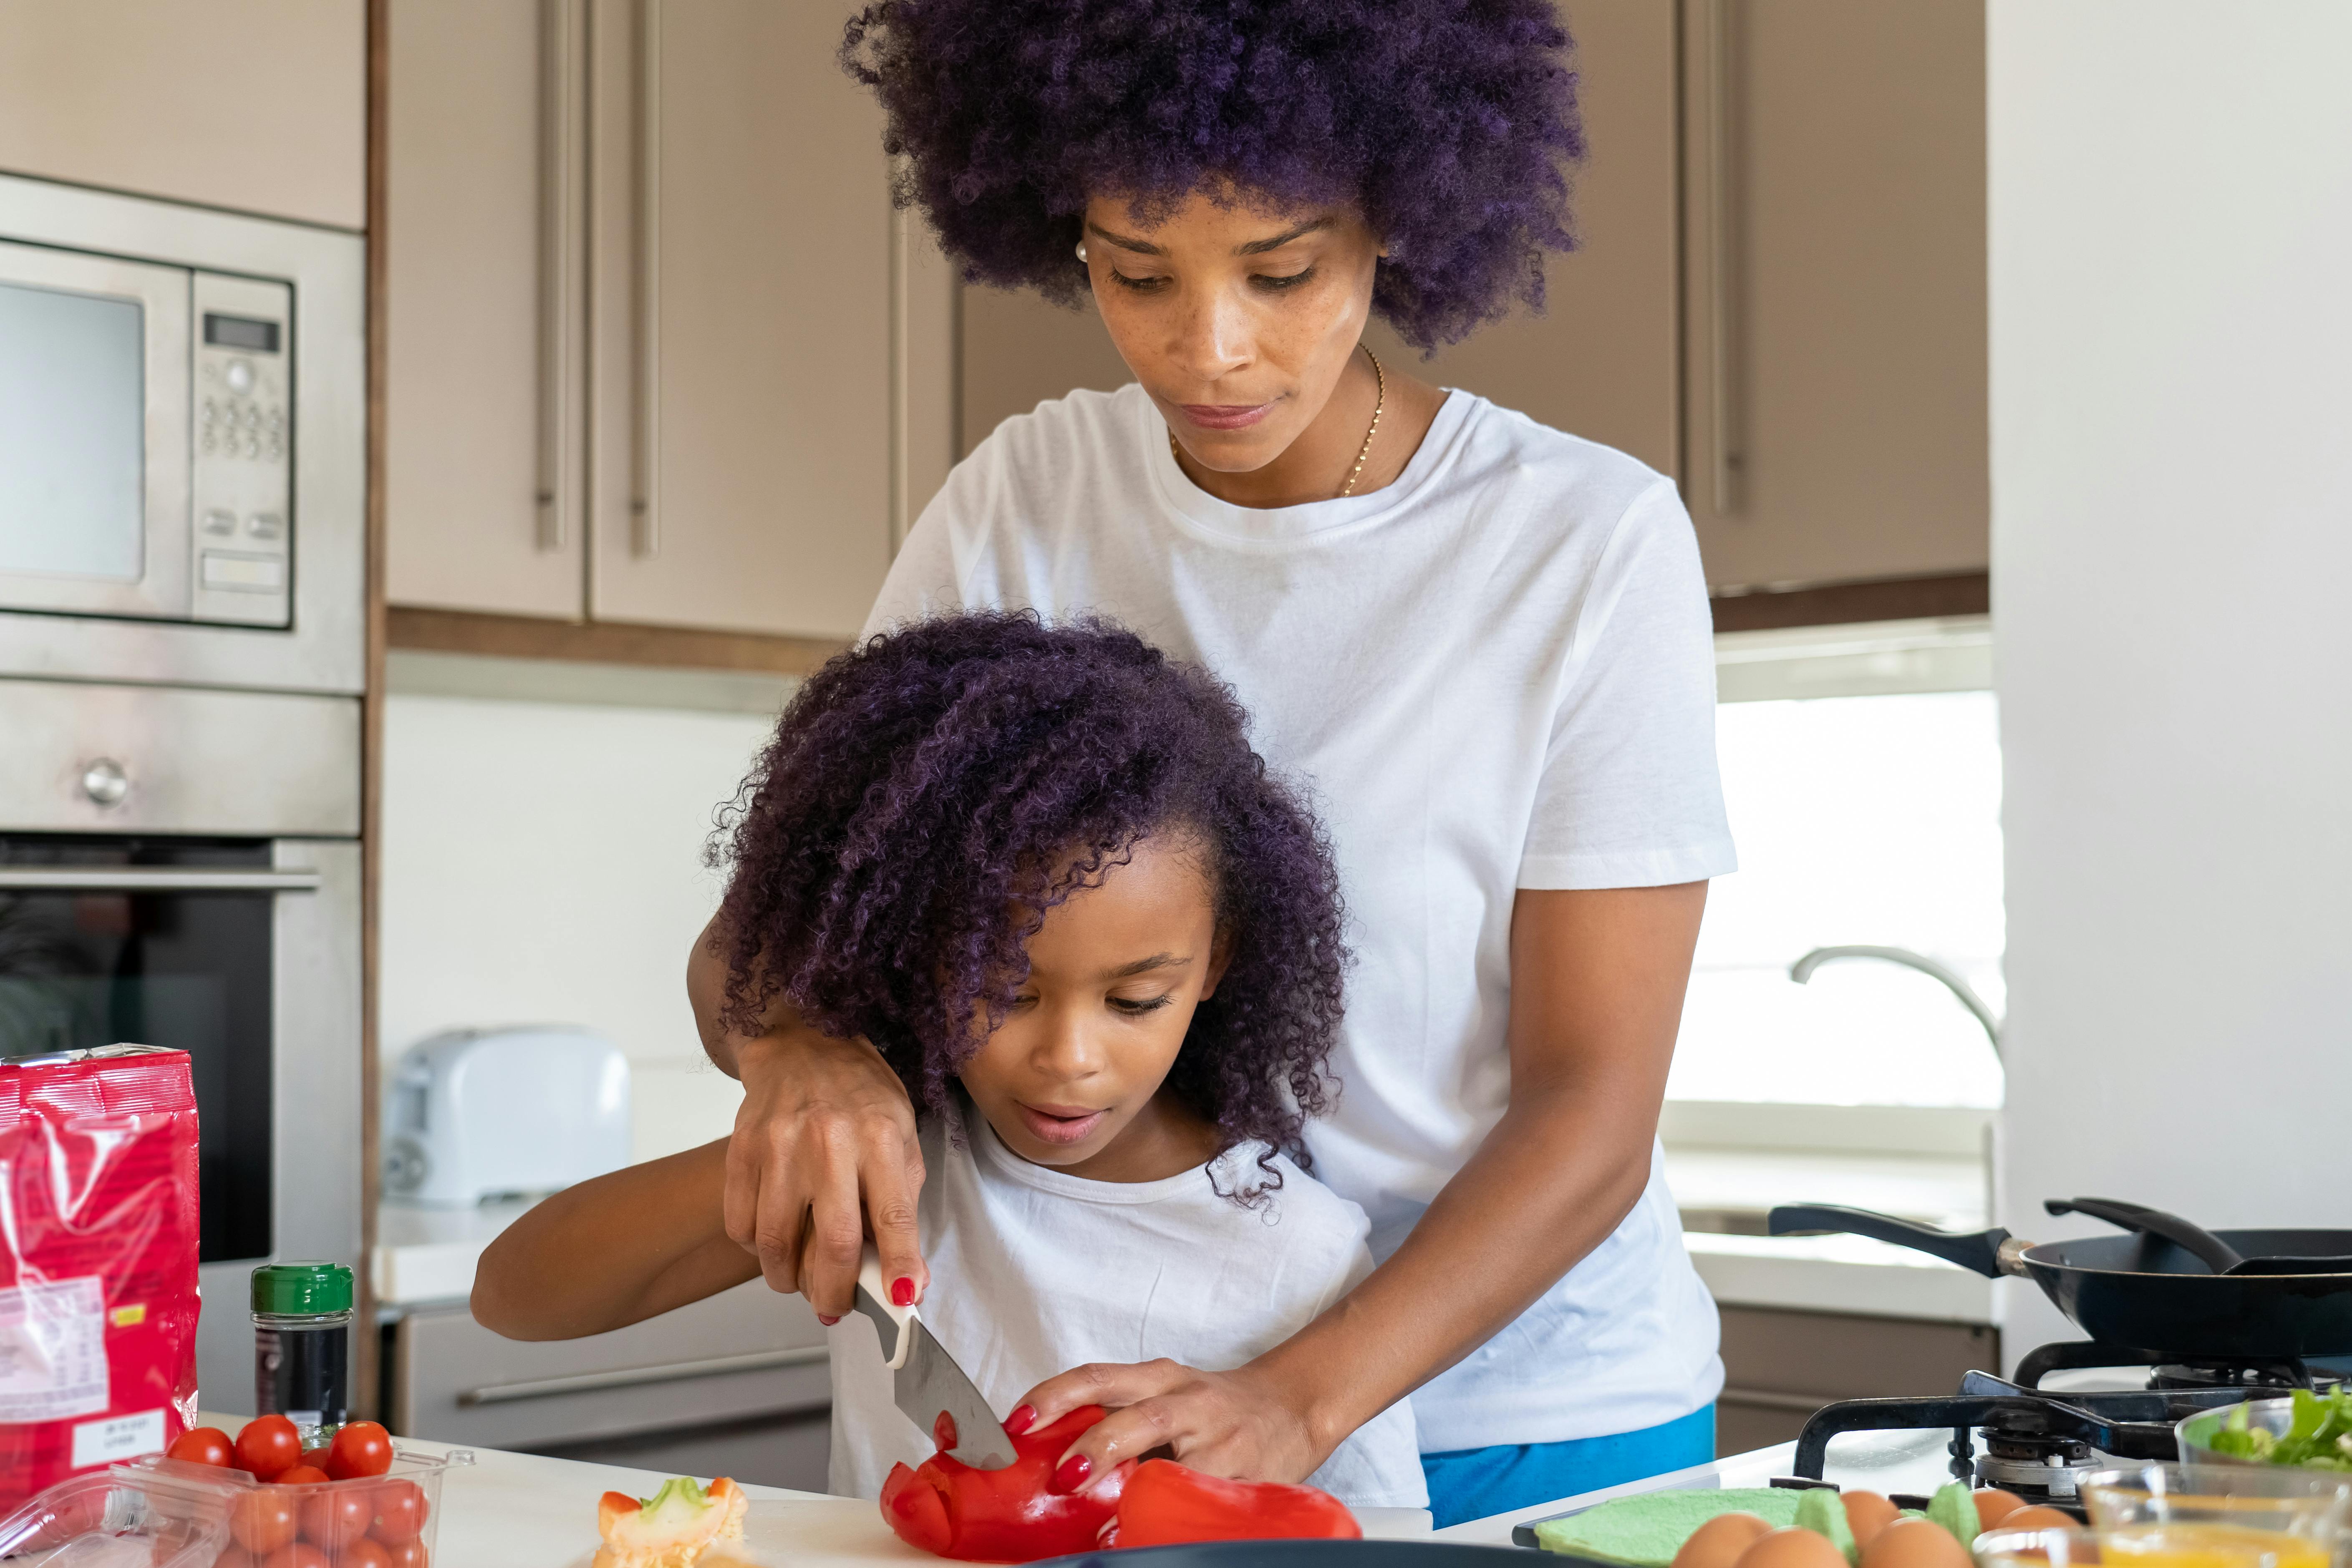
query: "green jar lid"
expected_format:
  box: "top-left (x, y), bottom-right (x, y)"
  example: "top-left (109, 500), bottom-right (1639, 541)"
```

top-left (251, 1261), bottom-right (353, 1316)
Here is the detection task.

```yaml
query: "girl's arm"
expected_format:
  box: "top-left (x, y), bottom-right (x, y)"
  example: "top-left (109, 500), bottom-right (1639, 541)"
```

top-left (471, 1137), bottom-right (763, 1341)
top-left (1012, 882), bottom-right (1707, 1486)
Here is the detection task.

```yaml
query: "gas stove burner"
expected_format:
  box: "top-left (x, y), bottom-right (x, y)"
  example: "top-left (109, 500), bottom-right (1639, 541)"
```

top-left (1788, 1370), bottom-right (2280, 1492)
top-left (2014, 1339), bottom-right (2318, 1391)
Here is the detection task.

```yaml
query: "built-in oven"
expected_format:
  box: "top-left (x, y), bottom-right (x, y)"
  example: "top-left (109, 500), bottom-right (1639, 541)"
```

top-left (0, 678), bottom-right (360, 1413)
top-left (0, 171), bottom-right (361, 696)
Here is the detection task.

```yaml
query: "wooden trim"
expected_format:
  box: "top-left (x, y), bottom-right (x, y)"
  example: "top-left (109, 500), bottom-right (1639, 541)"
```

top-left (1710, 570), bottom-right (1988, 633)
top-left (387, 605), bottom-right (847, 675)
top-left (357, 0), bottom-right (390, 1424)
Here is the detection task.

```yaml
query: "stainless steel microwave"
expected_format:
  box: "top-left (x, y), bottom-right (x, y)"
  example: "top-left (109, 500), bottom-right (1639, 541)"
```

top-left (0, 174), bottom-right (362, 696)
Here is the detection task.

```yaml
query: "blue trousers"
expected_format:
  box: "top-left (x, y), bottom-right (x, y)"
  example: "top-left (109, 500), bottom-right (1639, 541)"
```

top-left (1418, 1404), bottom-right (1717, 1530)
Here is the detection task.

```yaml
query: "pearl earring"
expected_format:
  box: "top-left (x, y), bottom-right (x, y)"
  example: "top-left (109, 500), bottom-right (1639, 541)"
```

top-left (1075, 240), bottom-right (1089, 263)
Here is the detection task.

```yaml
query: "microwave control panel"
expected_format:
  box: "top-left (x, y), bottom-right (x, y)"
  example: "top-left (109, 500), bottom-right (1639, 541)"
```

top-left (190, 272), bottom-right (292, 628)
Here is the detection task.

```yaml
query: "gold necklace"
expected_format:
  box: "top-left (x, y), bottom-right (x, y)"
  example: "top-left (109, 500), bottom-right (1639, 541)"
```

top-left (1168, 345), bottom-right (1386, 499)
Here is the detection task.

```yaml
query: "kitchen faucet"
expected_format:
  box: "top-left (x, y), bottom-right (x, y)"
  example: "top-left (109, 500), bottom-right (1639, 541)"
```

top-left (1787, 944), bottom-right (2004, 1060)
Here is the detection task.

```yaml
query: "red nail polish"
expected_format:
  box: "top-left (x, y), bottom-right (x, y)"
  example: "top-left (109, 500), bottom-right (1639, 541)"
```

top-left (1052, 1455), bottom-right (1090, 1494)
top-left (890, 1276), bottom-right (917, 1307)
top-left (817, 1313), bottom-right (840, 1327)
top-left (1004, 1404), bottom-right (1036, 1436)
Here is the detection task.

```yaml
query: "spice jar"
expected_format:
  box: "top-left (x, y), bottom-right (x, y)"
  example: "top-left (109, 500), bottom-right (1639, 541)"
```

top-left (251, 1260), bottom-right (353, 1441)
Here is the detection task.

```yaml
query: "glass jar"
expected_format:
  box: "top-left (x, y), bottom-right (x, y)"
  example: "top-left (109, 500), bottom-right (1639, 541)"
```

top-left (250, 1260), bottom-right (353, 1442)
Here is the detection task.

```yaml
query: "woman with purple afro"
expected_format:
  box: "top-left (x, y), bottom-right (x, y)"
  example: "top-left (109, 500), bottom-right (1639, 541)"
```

top-left (476, 613), bottom-right (1424, 1503)
top-left (690, 0), bottom-right (1737, 1528)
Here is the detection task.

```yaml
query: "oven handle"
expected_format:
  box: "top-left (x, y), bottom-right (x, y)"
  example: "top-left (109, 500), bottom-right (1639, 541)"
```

top-left (456, 1344), bottom-right (829, 1407)
top-left (0, 868), bottom-right (323, 892)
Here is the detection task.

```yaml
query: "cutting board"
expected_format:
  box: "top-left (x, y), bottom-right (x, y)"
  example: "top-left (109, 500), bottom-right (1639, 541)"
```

top-left (692, 1497), bottom-right (1435, 1565)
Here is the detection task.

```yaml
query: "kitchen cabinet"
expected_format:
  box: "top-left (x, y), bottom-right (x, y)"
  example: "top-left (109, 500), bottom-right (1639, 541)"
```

top-left (0, 1), bottom-right (365, 230)
top-left (381, 0), bottom-right (955, 641)
top-left (1716, 1304), bottom-right (1997, 1456)
top-left (1680, 0), bottom-right (1987, 592)
top-left (1363, 0), bottom-right (1681, 479)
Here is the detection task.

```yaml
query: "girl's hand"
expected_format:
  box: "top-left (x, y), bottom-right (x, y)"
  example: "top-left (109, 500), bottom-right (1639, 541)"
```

top-left (1010, 1359), bottom-right (1335, 1495)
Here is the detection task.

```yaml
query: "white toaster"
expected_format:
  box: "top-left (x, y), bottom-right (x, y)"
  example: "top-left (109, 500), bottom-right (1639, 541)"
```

top-left (382, 1026), bottom-right (631, 1207)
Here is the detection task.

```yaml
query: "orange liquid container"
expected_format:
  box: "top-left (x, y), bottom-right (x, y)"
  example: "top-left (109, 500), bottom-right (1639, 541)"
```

top-left (2097, 1523), bottom-right (2332, 1568)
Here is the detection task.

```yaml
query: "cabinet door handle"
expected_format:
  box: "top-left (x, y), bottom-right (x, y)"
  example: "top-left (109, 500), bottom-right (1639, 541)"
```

top-left (1704, 0), bottom-right (1742, 516)
top-left (631, 0), bottom-right (663, 559)
top-left (456, 1344), bottom-right (827, 1406)
top-left (537, 0), bottom-right (587, 553)
top-left (0, 868), bottom-right (321, 892)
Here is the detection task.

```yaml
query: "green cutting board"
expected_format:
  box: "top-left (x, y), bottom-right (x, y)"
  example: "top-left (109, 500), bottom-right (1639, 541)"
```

top-left (1530, 1487), bottom-right (1805, 1566)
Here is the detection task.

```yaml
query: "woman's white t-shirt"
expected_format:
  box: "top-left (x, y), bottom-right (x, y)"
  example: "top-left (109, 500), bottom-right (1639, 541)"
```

top-left (862, 383), bottom-right (1738, 1452)
top-left (826, 1097), bottom-right (1427, 1506)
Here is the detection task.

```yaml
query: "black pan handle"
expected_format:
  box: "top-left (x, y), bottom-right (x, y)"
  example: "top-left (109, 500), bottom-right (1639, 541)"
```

top-left (1768, 1204), bottom-right (2013, 1278)
top-left (2044, 1197), bottom-right (2245, 1275)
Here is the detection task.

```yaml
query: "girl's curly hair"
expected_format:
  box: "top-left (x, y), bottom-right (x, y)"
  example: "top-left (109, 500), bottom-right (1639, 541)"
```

top-left (840, 0), bottom-right (1583, 351)
top-left (710, 612), bottom-right (1346, 1173)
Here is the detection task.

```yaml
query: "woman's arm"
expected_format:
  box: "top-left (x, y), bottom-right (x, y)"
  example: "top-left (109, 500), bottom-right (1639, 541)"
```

top-left (686, 911), bottom-right (932, 1316)
top-left (1011, 882), bottom-right (1707, 1486)
top-left (471, 1137), bottom-right (762, 1340)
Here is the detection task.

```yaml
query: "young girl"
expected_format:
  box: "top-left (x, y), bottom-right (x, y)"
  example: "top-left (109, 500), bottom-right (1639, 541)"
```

top-left (472, 612), bottom-right (1425, 1508)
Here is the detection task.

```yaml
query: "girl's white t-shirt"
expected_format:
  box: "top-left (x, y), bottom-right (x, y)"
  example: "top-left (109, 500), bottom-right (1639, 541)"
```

top-left (862, 383), bottom-right (1737, 1452)
top-left (825, 1097), bottom-right (1427, 1507)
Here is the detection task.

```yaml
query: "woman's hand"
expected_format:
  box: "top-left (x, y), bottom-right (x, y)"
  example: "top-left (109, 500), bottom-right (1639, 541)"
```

top-left (1011, 1358), bottom-right (1332, 1494)
top-left (689, 914), bottom-right (930, 1317)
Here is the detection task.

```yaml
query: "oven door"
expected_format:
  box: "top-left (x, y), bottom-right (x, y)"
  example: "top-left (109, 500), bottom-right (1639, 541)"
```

top-left (0, 239), bottom-right (193, 620)
top-left (0, 835), bottom-right (362, 1410)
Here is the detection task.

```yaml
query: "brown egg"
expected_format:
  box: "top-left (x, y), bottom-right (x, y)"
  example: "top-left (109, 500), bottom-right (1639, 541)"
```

top-left (1843, 1491), bottom-right (1898, 1549)
top-left (1672, 1512), bottom-right (1775, 1568)
top-left (1997, 1507), bottom-right (2077, 1533)
top-left (1973, 1490), bottom-right (2028, 1533)
top-left (1734, 1526), bottom-right (1851, 1568)
top-left (1860, 1516), bottom-right (1972, 1568)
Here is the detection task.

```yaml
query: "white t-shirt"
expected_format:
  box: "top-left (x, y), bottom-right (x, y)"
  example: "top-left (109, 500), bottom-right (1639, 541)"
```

top-left (826, 1097), bottom-right (1427, 1507)
top-left (863, 382), bottom-right (1737, 1452)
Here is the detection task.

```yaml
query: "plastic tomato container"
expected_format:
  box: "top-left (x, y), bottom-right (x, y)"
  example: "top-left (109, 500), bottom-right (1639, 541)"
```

top-left (0, 1446), bottom-right (472, 1567)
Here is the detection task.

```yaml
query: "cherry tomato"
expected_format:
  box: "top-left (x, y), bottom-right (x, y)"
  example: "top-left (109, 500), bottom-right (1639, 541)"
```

top-left (260, 1545), bottom-right (330, 1568)
top-left (166, 1426), bottom-right (234, 1467)
top-left (270, 1465), bottom-right (331, 1487)
top-left (214, 1550), bottom-right (260, 1568)
top-left (234, 1415), bottom-right (303, 1481)
top-left (326, 1421), bottom-right (393, 1480)
top-left (366, 1480), bottom-right (429, 1544)
top-left (380, 1540), bottom-right (428, 1568)
top-left (230, 1488), bottom-right (299, 1554)
top-left (299, 1446), bottom-right (332, 1471)
top-left (339, 1539), bottom-right (394, 1568)
top-left (300, 1481), bottom-right (374, 1549)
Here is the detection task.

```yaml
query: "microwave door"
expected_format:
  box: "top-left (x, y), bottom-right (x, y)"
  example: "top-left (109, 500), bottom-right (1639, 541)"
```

top-left (0, 239), bottom-right (192, 621)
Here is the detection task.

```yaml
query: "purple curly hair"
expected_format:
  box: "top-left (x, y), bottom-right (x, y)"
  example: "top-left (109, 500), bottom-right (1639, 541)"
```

top-left (710, 612), bottom-right (1346, 1174)
top-left (840, 0), bottom-right (1584, 350)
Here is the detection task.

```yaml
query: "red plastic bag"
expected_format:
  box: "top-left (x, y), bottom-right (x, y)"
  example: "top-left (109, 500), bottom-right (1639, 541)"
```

top-left (0, 1045), bottom-right (200, 1508)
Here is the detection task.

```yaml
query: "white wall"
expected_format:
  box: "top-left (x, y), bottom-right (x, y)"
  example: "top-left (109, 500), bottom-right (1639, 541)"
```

top-left (380, 693), bottom-right (779, 1162)
top-left (1989, 2), bottom-right (2352, 1354)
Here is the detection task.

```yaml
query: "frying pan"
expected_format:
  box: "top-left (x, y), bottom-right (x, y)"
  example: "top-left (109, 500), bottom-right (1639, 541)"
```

top-left (1768, 1201), bottom-right (2352, 1359)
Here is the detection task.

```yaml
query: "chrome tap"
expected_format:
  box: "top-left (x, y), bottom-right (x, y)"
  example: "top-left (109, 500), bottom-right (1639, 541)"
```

top-left (1788, 944), bottom-right (2003, 1059)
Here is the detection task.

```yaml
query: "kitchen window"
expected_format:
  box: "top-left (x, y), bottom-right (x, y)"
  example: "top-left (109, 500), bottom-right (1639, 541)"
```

top-left (1666, 617), bottom-right (2002, 1236)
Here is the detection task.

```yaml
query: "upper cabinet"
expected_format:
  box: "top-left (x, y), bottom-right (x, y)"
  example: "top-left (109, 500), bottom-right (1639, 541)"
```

top-left (383, 0), bottom-right (954, 640)
top-left (0, 0), bottom-right (365, 229)
top-left (1366, 0), bottom-right (1681, 480)
top-left (1680, 0), bottom-right (1987, 592)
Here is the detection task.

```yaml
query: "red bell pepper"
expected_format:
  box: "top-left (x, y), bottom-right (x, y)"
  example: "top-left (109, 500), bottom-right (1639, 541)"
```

top-left (879, 1405), bottom-right (1133, 1563)
top-left (1107, 1459), bottom-right (1361, 1548)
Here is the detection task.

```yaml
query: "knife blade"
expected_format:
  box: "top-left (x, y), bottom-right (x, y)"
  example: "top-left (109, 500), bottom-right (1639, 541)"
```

top-left (851, 1245), bottom-right (1016, 1470)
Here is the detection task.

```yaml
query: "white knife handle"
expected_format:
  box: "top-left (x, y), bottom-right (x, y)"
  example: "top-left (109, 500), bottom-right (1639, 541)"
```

top-left (857, 1242), bottom-right (917, 1370)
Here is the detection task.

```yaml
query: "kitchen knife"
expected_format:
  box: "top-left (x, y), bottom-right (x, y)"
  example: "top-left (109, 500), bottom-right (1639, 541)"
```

top-left (850, 1245), bottom-right (1016, 1470)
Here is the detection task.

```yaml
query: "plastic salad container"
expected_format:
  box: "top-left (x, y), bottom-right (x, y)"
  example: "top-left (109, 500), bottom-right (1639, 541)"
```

top-left (0, 1446), bottom-right (472, 1567)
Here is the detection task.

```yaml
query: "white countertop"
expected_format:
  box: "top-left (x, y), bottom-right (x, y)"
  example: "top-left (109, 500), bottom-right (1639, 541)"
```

top-left (377, 1434), bottom-right (1430, 1567)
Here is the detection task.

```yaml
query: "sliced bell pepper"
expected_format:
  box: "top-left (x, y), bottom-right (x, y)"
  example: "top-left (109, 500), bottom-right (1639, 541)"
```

top-left (1107, 1458), bottom-right (1361, 1548)
top-left (593, 1475), bottom-right (747, 1568)
top-left (879, 1405), bottom-right (1132, 1562)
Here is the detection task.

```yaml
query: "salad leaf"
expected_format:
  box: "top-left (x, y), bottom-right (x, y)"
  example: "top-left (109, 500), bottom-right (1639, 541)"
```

top-left (2213, 1386), bottom-right (2352, 1472)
